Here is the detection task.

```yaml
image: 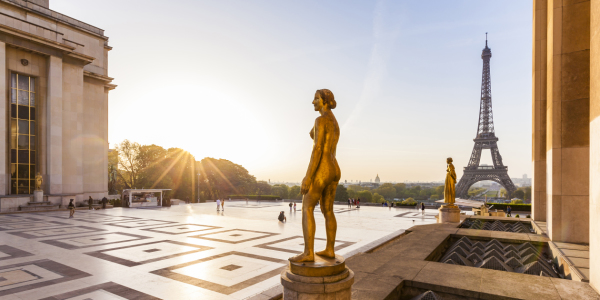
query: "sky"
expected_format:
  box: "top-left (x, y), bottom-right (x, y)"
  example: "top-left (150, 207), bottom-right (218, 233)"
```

top-left (53, 0), bottom-right (532, 183)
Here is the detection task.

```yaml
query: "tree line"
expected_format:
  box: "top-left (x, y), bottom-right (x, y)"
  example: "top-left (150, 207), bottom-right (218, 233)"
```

top-left (110, 140), bottom-right (446, 203)
top-left (111, 140), bottom-right (277, 201)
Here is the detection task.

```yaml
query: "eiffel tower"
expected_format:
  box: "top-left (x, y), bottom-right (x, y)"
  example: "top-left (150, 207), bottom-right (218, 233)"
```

top-left (455, 36), bottom-right (516, 199)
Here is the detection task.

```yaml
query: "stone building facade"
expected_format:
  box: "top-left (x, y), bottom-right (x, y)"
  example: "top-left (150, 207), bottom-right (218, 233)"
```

top-left (0, 0), bottom-right (114, 211)
top-left (532, 0), bottom-right (599, 293)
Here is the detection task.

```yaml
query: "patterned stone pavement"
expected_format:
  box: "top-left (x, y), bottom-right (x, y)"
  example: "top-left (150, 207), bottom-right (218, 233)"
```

top-left (0, 202), bottom-right (437, 299)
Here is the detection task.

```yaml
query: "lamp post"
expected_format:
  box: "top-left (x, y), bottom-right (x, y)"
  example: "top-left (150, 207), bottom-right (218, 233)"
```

top-left (197, 173), bottom-right (200, 203)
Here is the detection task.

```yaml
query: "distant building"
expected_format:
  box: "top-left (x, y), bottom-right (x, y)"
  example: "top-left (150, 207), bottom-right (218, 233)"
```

top-left (374, 174), bottom-right (380, 184)
top-left (511, 174), bottom-right (531, 187)
top-left (0, 0), bottom-right (115, 211)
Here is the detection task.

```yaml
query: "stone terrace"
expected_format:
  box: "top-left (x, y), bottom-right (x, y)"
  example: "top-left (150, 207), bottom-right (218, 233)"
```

top-left (0, 202), bottom-right (437, 300)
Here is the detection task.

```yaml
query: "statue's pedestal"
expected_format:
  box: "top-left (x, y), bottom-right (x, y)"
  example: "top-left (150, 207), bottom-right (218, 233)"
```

top-left (438, 204), bottom-right (460, 223)
top-left (281, 254), bottom-right (354, 299)
top-left (33, 190), bottom-right (43, 202)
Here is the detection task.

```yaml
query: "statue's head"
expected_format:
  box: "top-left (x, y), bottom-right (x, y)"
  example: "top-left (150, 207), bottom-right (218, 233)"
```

top-left (313, 89), bottom-right (336, 111)
top-left (447, 157), bottom-right (453, 164)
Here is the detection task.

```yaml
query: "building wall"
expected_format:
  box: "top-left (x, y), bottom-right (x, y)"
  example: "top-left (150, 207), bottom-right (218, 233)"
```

top-left (534, 0), bottom-right (599, 293)
top-left (61, 59), bottom-right (84, 194)
top-left (589, 0), bottom-right (600, 293)
top-left (0, 1), bottom-right (114, 209)
top-left (532, 0), bottom-right (547, 221)
top-left (83, 77), bottom-right (108, 194)
top-left (545, 0), bottom-right (590, 244)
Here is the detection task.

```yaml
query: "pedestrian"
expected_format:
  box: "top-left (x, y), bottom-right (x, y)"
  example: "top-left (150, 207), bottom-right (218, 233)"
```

top-left (421, 202), bottom-right (425, 215)
top-left (88, 196), bottom-right (93, 210)
top-left (221, 198), bottom-right (225, 211)
top-left (278, 211), bottom-right (287, 222)
top-left (507, 206), bottom-right (512, 217)
top-left (216, 199), bottom-right (221, 211)
top-left (102, 196), bottom-right (108, 209)
top-left (68, 199), bottom-right (75, 218)
top-left (357, 198), bottom-right (360, 208)
top-left (352, 198), bottom-right (355, 206)
top-left (289, 202), bottom-right (293, 212)
top-left (293, 202), bottom-right (297, 212)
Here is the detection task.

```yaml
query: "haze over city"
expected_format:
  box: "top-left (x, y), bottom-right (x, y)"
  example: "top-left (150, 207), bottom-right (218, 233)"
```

top-left (54, 0), bottom-right (532, 183)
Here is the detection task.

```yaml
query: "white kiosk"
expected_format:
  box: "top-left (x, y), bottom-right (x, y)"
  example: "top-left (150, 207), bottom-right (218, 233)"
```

top-left (121, 189), bottom-right (171, 208)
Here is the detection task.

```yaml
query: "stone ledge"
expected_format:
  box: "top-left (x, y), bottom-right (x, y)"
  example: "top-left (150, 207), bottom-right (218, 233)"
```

top-left (345, 222), bottom-right (600, 299)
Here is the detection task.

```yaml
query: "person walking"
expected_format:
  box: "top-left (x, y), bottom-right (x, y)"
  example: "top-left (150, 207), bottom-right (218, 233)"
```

top-left (68, 199), bottom-right (76, 218)
top-left (102, 197), bottom-right (108, 209)
top-left (348, 198), bottom-right (351, 208)
top-left (216, 199), bottom-right (221, 211)
top-left (88, 196), bottom-right (93, 210)
top-left (421, 202), bottom-right (425, 215)
top-left (507, 206), bottom-right (512, 217)
top-left (293, 202), bottom-right (297, 212)
top-left (357, 198), bottom-right (360, 208)
top-left (221, 198), bottom-right (225, 211)
top-left (289, 202), bottom-right (293, 212)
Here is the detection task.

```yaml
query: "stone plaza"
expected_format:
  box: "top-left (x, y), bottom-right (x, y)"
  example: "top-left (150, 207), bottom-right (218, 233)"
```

top-left (0, 202), bottom-right (437, 299)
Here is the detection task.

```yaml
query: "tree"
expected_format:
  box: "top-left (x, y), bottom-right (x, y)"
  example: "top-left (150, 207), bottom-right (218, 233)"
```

top-left (347, 184), bottom-right (365, 192)
top-left (289, 185), bottom-right (301, 200)
top-left (402, 197), bottom-right (416, 205)
top-left (335, 185), bottom-right (349, 202)
top-left (347, 189), bottom-right (357, 199)
top-left (513, 189), bottom-right (525, 199)
top-left (372, 193), bottom-right (384, 203)
top-left (255, 181), bottom-right (272, 195)
top-left (198, 157), bottom-right (257, 199)
top-left (271, 184), bottom-right (289, 199)
top-left (394, 183), bottom-right (407, 198)
top-left (357, 190), bottom-right (372, 202)
top-left (115, 140), bottom-right (141, 188)
top-left (374, 183), bottom-right (396, 200)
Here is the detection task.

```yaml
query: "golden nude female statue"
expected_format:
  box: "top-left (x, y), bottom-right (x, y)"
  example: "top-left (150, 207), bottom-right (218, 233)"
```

top-left (35, 172), bottom-right (43, 191)
top-left (289, 89), bottom-right (341, 263)
top-left (444, 157), bottom-right (456, 205)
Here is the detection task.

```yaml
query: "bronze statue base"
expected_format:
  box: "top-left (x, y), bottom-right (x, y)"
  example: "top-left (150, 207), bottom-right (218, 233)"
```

top-left (289, 254), bottom-right (345, 277)
top-left (282, 255), bottom-right (353, 299)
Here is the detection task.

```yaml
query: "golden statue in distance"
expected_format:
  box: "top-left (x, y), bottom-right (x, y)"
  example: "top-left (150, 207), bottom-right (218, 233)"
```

top-left (35, 172), bottom-right (43, 191)
top-left (444, 157), bottom-right (456, 205)
top-left (289, 89), bottom-right (341, 263)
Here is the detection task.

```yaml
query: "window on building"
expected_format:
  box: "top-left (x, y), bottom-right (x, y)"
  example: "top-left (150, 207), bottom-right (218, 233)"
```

top-left (10, 73), bottom-right (36, 194)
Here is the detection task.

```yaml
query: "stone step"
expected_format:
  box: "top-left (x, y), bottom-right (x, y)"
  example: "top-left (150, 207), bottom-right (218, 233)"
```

top-left (27, 201), bottom-right (56, 206)
top-left (19, 204), bottom-right (60, 211)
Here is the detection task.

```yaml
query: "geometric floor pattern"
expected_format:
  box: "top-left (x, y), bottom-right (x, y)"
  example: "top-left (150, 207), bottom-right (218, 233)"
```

top-left (0, 202), bottom-right (436, 299)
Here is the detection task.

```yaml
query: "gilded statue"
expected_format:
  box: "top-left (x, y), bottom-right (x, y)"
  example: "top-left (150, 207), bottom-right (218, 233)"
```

top-left (289, 89), bottom-right (341, 263)
top-left (35, 172), bottom-right (42, 191)
top-left (444, 157), bottom-right (456, 205)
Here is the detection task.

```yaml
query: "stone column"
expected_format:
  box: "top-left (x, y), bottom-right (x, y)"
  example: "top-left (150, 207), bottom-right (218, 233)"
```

top-left (47, 56), bottom-right (63, 195)
top-left (532, 0), bottom-right (547, 221)
top-left (545, 0), bottom-right (590, 243)
top-left (588, 0), bottom-right (600, 293)
top-left (0, 42), bottom-right (6, 195)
